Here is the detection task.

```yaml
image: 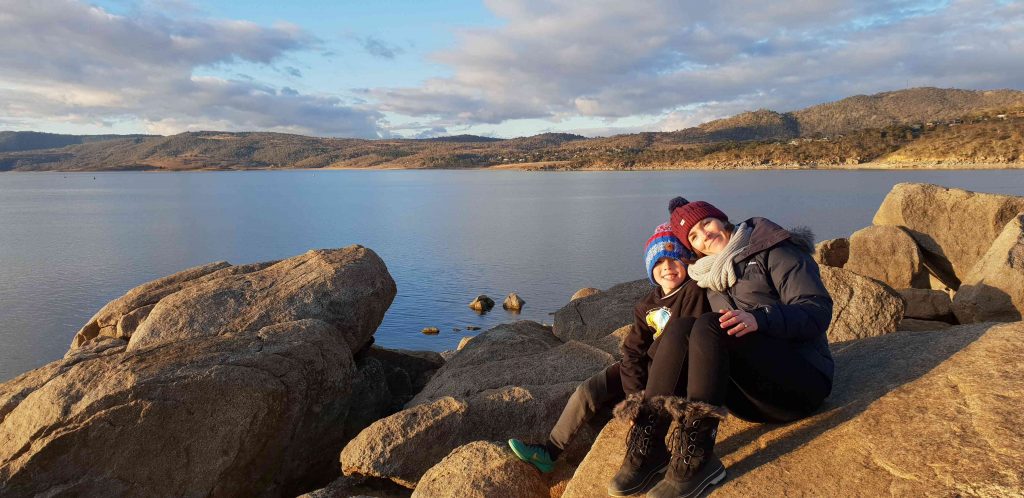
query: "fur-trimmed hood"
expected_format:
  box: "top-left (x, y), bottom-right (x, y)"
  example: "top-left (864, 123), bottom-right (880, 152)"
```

top-left (734, 217), bottom-right (815, 261)
top-left (787, 225), bottom-right (816, 254)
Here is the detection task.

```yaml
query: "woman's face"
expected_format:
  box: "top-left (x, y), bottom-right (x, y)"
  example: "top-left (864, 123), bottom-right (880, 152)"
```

top-left (687, 217), bottom-right (731, 256)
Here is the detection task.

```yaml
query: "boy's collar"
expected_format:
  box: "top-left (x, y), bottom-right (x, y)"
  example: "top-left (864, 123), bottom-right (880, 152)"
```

top-left (659, 286), bottom-right (683, 299)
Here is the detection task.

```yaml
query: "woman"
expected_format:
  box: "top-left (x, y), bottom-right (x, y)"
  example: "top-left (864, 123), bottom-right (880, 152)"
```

top-left (644, 197), bottom-right (834, 498)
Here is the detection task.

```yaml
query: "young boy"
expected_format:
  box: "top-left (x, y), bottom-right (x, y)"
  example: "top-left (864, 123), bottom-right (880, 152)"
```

top-left (509, 222), bottom-right (709, 495)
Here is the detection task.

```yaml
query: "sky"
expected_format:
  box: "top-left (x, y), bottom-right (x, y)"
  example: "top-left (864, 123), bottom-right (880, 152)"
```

top-left (0, 0), bottom-right (1022, 139)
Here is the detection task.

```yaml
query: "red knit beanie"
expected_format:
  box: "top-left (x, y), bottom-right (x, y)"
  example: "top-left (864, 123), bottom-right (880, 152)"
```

top-left (669, 199), bottom-right (729, 254)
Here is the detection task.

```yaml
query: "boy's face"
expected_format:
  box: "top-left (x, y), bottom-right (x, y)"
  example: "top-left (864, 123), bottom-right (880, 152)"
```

top-left (652, 257), bottom-right (687, 292)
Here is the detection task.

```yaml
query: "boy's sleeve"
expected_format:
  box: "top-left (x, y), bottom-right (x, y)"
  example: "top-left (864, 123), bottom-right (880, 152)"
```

top-left (619, 303), bottom-right (653, 395)
top-left (679, 279), bottom-right (710, 318)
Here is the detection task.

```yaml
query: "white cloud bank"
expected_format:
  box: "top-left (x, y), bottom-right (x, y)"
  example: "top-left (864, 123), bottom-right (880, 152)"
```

top-left (1, 0), bottom-right (1022, 137)
top-left (373, 0), bottom-right (1024, 132)
top-left (0, 0), bottom-right (384, 137)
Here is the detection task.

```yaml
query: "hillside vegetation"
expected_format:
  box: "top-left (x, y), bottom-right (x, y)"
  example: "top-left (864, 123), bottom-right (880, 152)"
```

top-left (0, 131), bottom-right (153, 153)
top-left (2, 87), bottom-right (1022, 171)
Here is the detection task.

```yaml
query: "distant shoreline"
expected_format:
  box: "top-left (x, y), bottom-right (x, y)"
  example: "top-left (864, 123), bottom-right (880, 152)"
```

top-left (5, 161), bottom-right (1024, 173)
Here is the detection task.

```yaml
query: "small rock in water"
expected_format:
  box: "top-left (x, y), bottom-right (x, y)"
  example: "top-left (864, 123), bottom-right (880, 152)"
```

top-left (452, 327), bottom-right (461, 332)
top-left (421, 327), bottom-right (440, 335)
top-left (468, 295), bottom-right (495, 312)
top-left (502, 292), bottom-right (525, 311)
top-left (466, 325), bottom-right (481, 331)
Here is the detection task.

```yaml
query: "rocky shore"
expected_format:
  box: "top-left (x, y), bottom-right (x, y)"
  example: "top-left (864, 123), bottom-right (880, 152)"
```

top-left (2, 183), bottom-right (1023, 497)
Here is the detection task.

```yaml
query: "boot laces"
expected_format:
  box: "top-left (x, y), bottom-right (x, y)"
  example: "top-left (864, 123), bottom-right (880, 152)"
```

top-left (625, 412), bottom-right (657, 456)
top-left (681, 419), bottom-right (707, 466)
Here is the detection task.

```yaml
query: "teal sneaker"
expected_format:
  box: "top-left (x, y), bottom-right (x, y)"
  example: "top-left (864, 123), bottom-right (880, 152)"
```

top-left (508, 438), bottom-right (555, 473)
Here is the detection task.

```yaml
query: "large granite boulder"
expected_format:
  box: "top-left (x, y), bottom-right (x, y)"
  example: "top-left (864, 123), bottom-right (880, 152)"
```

top-left (1, 246), bottom-right (397, 497)
top-left (820, 266), bottom-right (905, 342)
top-left (953, 214), bottom-right (1024, 323)
top-left (873, 183), bottom-right (1024, 286)
top-left (553, 279), bottom-right (652, 343)
top-left (3, 321), bottom-right (353, 497)
top-left (123, 249), bottom-right (395, 353)
top-left (813, 237), bottom-right (849, 268)
top-left (71, 260), bottom-right (237, 347)
top-left (412, 441), bottom-right (548, 498)
top-left (340, 321), bottom-right (615, 488)
top-left (409, 323), bottom-right (609, 406)
top-left (341, 385), bottom-right (579, 489)
top-left (414, 322), bottom-right (561, 387)
top-left (898, 288), bottom-right (955, 322)
top-left (844, 225), bottom-right (930, 288)
top-left (564, 322), bottom-right (1023, 497)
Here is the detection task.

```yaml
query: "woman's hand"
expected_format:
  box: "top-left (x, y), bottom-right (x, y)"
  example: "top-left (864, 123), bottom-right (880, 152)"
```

top-left (719, 309), bottom-right (758, 337)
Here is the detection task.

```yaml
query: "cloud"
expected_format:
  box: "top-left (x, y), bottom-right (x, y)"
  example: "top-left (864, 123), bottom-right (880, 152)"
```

top-left (372, 0), bottom-right (1024, 129)
top-left (359, 36), bottom-right (405, 59)
top-left (412, 126), bottom-right (449, 139)
top-left (0, 0), bottom-right (383, 137)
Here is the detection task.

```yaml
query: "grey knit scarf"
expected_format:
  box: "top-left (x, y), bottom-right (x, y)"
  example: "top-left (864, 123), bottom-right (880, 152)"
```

top-left (689, 222), bottom-right (752, 292)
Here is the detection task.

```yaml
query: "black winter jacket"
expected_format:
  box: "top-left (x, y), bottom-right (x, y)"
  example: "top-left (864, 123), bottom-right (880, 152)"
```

top-left (706, 217), bottom-right (835, 385)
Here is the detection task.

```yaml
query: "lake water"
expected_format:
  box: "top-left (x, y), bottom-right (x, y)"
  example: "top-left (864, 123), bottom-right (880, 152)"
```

top-left (2, 169), bottom-right (1023, 381)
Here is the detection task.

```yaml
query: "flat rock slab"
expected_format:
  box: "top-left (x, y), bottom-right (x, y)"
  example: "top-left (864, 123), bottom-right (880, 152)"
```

top-left (718, 321), bottom-right (1024, 496)
top-left (553, 279), bottom-right (652, 344)
top-left (873, 182), bottom-right (1024, 284)
top-left (563, 322), bottom-right (1022, 497)
top-left (412, 441), bottom-right (548, 498)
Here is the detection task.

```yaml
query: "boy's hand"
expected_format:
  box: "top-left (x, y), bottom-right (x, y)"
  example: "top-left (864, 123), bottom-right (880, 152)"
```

top-left (719, 309), bottom-right (758, 337)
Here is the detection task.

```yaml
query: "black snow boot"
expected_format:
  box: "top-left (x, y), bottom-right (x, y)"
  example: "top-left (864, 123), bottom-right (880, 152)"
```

top-left (647, 397), bottom-right (728, 498)
top-left (607, 393), bottom-right (671, 497)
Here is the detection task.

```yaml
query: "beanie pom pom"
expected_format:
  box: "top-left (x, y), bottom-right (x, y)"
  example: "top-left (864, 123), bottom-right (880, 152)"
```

top-left (668, 196), bottom-right (689, 212)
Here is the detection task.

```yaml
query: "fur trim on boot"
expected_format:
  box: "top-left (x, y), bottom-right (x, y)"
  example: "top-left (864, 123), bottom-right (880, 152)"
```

top-left (653, 396), bottom-right (728, 422)
top-left (613, 392), bottom-right (647, 422)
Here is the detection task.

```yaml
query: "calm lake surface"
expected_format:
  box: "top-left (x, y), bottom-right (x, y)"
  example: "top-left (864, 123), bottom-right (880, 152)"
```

top-left (2, 169), bottom-right (1023, 381)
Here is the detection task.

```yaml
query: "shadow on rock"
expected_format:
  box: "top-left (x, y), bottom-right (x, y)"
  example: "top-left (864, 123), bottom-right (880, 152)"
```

top-left (719, 323), bottom-right (993, 481)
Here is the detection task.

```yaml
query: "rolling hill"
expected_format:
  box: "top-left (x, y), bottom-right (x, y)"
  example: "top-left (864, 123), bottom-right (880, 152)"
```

top-left (2, 87), bottom-right (1022, 172)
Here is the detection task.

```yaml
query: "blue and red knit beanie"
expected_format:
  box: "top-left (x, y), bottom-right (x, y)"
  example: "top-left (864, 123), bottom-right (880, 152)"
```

top-left (644, 222), bottom-right (693, 285)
